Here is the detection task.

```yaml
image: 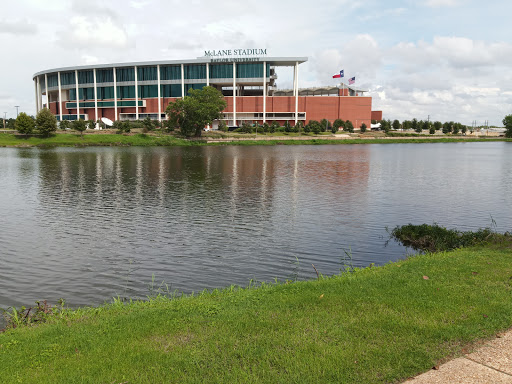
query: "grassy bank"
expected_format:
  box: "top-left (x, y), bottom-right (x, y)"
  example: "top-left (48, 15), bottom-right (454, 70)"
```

top-left (0, 132), bottom-right (509, 148)
top-left (1, 243), bottom-right (512, 383)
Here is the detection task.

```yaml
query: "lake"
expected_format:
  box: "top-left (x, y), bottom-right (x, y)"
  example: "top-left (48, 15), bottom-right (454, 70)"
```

top-left (0, 142), bottom-right (510, 310)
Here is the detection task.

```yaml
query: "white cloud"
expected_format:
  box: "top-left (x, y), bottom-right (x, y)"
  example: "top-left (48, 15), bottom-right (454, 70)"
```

top-left (58, 16), bottom-right (130, 49)
top-left (424, 0), bottom-right (461, 7)
top-left (0, 19), bottom-right (37, 35)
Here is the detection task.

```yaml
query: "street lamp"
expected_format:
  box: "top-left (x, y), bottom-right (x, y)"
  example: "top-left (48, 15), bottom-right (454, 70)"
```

top-left (3, 112), bottom-right (6, 130)
top-left (14, 106), bottom-right (19, 117)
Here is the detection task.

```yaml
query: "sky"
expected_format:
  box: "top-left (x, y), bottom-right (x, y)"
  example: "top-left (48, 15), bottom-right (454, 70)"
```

top-left (1, 0), bottom-right (512, 126)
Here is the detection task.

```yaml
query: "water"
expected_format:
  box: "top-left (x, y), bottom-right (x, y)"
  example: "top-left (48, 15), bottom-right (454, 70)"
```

top-left (0, 142), bottom-right (510, 311)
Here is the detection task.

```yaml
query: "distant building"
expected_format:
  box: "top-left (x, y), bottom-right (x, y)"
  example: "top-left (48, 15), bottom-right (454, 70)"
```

top-left (33, 56), bottom-right (381, 128)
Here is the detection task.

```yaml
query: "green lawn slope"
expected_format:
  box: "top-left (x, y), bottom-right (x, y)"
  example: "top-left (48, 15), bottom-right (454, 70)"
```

top-left (1, 244), bottom-right (512, 383)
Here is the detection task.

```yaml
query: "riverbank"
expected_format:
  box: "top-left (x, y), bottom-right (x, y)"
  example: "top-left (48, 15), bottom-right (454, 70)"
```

top-left (1, 243), bottom-right (511, 383)
top-left (0, 131), bottom-right (509, 148)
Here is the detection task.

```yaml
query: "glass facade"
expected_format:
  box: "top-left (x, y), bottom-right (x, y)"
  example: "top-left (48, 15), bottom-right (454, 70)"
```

top-left (160, 65), bottom-right (181, 80)
top-left (78, 70), bottom-right (94, 84)
top-left (97, 69), bottom-right (114, 83)
top-left (184, 64), bottom-right (206, 79)
top-left (117, 86), bottom-right (135, 99)
top-left (210, 64), bottom-right (233, 79)
top-left (61, 72), bottom-right (76, 86)
top-left (137, 66), bottom-right (158, 81)
top-left (98, 86), bottom-right (115, 100)
top-left (185, 84), bottom-right (207, 94)
top-left (139, 85), bottom-right (158, 98)
top-left (116, 67), bottom-right (135, 82)
top-left (69, 88), bottom-right (95, 101)
top-left (161, 84), bottom-right (182, 98)
top-left (48, 74), bottom-right (58, 88)
top-left (236, 63), bottom-right (270, 78)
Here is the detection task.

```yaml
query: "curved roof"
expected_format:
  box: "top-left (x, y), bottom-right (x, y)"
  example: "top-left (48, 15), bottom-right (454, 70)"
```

top-left (33, 57), bottom-right (308, 79)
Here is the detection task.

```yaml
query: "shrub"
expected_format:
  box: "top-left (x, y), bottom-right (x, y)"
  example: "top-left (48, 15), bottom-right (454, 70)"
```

top-left (72, 119), bottom-right (87, 137)
top-left (389, 223), bottom-right (510, 253)
top-left (270, 121), bottom-right (279, 134)
top-left (345, 120), bottom-right (354, 133)
top-left (59, 120), bottom-right (71, 130)
top-left (262, 122), bottom-right (270, 133)
top-left (360, 123), bottom-right (367, 133)
top-left (333, 119), bottom-right (345, 131)
top-left (218, 120), bottom-right (228, 132)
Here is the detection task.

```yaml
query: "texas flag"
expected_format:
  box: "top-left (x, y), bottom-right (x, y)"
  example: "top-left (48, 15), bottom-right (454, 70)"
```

top-left (348, 76), bottom-right (356, 85)
top-left (332, 70), bottom-right (344, 79)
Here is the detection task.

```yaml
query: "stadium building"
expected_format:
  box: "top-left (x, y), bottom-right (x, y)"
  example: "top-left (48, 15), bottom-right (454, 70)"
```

top-left (33, 52), bottom-right (381, 128)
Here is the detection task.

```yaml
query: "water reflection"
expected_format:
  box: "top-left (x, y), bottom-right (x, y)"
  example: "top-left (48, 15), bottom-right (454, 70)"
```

top-left (1, 143), bottom-right (510, 311)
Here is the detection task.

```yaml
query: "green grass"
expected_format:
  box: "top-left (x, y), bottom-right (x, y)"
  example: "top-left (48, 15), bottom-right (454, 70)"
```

top-left (0, 132), bottom-right (509, 148)
top-left (1, 244), bottom-right (512, 383)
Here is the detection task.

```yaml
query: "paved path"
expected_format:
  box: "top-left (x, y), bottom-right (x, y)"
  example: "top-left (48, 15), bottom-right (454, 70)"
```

top-left (406, 330), bottom-right (512, 383)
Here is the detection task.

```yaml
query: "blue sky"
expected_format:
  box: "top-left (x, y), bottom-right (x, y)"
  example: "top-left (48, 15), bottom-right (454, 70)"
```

top-left (1, 0), bottom-right (511, 125)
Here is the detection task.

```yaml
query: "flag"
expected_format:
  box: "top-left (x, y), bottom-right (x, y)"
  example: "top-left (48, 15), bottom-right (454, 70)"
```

top-left (332, 70), bottom-right (344, 79)
top-left (348, 76), bottom-right (356, 85)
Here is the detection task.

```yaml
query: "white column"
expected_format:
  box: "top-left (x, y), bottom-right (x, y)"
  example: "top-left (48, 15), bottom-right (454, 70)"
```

top-left (263, 61), bottom-right (266, 124)
top-left (113, 67), bottom-right (118, 121)
top-left (45, 74), bottom-right (48, 110)
top-left (93, 68), bottom-right (98, 126)
top-left (295, 61), bottom-right (299, 124)
top-left (58, 72), bottom-right (63, 122)
top-left (75, 70), bottom-right (80, 120)
top-left (293, 64), bottom-right (297, 97)
top-left (36, 76), bottom-right (41, 113)
top-left (134, 65), bottom-right (139, 120)
top-left (157, 64), bottom-right (161, 123)
top-left (233, 62), bottom-right (236, 127)
top-left (181, 64), bottom-right (185, 99)
top-left (34, 79), bottom-right (38, 114)
top-left (206, 63), bottom-right (210, 129)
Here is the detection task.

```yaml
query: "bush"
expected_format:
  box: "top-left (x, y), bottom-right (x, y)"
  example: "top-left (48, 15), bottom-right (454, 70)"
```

top-left (15, 112), bottom-right (35, 135)
top-left (333, 119), bottom-right (345, 131)
top-left (308, 120), bottom-right (321, 134)
top-left (142, 117), bottom-right (154, 133)
top-left (270, 121), bottom-right (279, 134)
top-left (345, 120), bottom-right (354, 133)
top-left (389, 223), bottom-right (510, 253)
top-left (284, 121), bottom-right (292, 133)
top-left (360, 123), bottom-right (367, 133)
top-left (59, 120), bottom-right (71, 130)
top-left (113, 120), bottom-right (131, 134)
top-left (218, 120), bottom-right (228, 132)
top-left (262, 122), bottom-right (270, 133)
top-left (320, 118), bottom-right (331, 132)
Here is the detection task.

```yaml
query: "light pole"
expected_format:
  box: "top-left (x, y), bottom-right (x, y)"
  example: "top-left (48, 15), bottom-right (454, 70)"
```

top-left (3, 112), bottom-right (6, 130)
top-left (14, 106), bottom-right (19, 117)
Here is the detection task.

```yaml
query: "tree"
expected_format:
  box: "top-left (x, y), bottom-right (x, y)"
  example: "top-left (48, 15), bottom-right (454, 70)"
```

top-left (333, 119), bottom-right (345, 131)
top-left (461, 125), bottom-right (467, 134)
top-left (434, 121), bottom-right (443, 131)
top-left (360, 123), bottom-right (367, 133)
top-left (442, 122), bottom-right (452, 134)
top-left (166, 86), bottom-right (227, 137)
top-left (345, 120), bottom-right (354, 133)
top-left (415, 120), bottom-right (423, 133)
top-left (503, 115), bottom-right (512, 138)
top-left (452, 123), bottom-right (460, 135)
top-left (35, 108), bottom-right (57, 137)
top-left (72, 119), bottom-right (87, 137)
top-left (15, 112), bottom-right (35, 135)
top-left (284, 120), bottom-right (292, 133)
top-left (411, 118), bottom-right (418, 132)
top-left (392, 119), bottom-right (400, 131)
top-left (429, 125), bottom-right (436, 135)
